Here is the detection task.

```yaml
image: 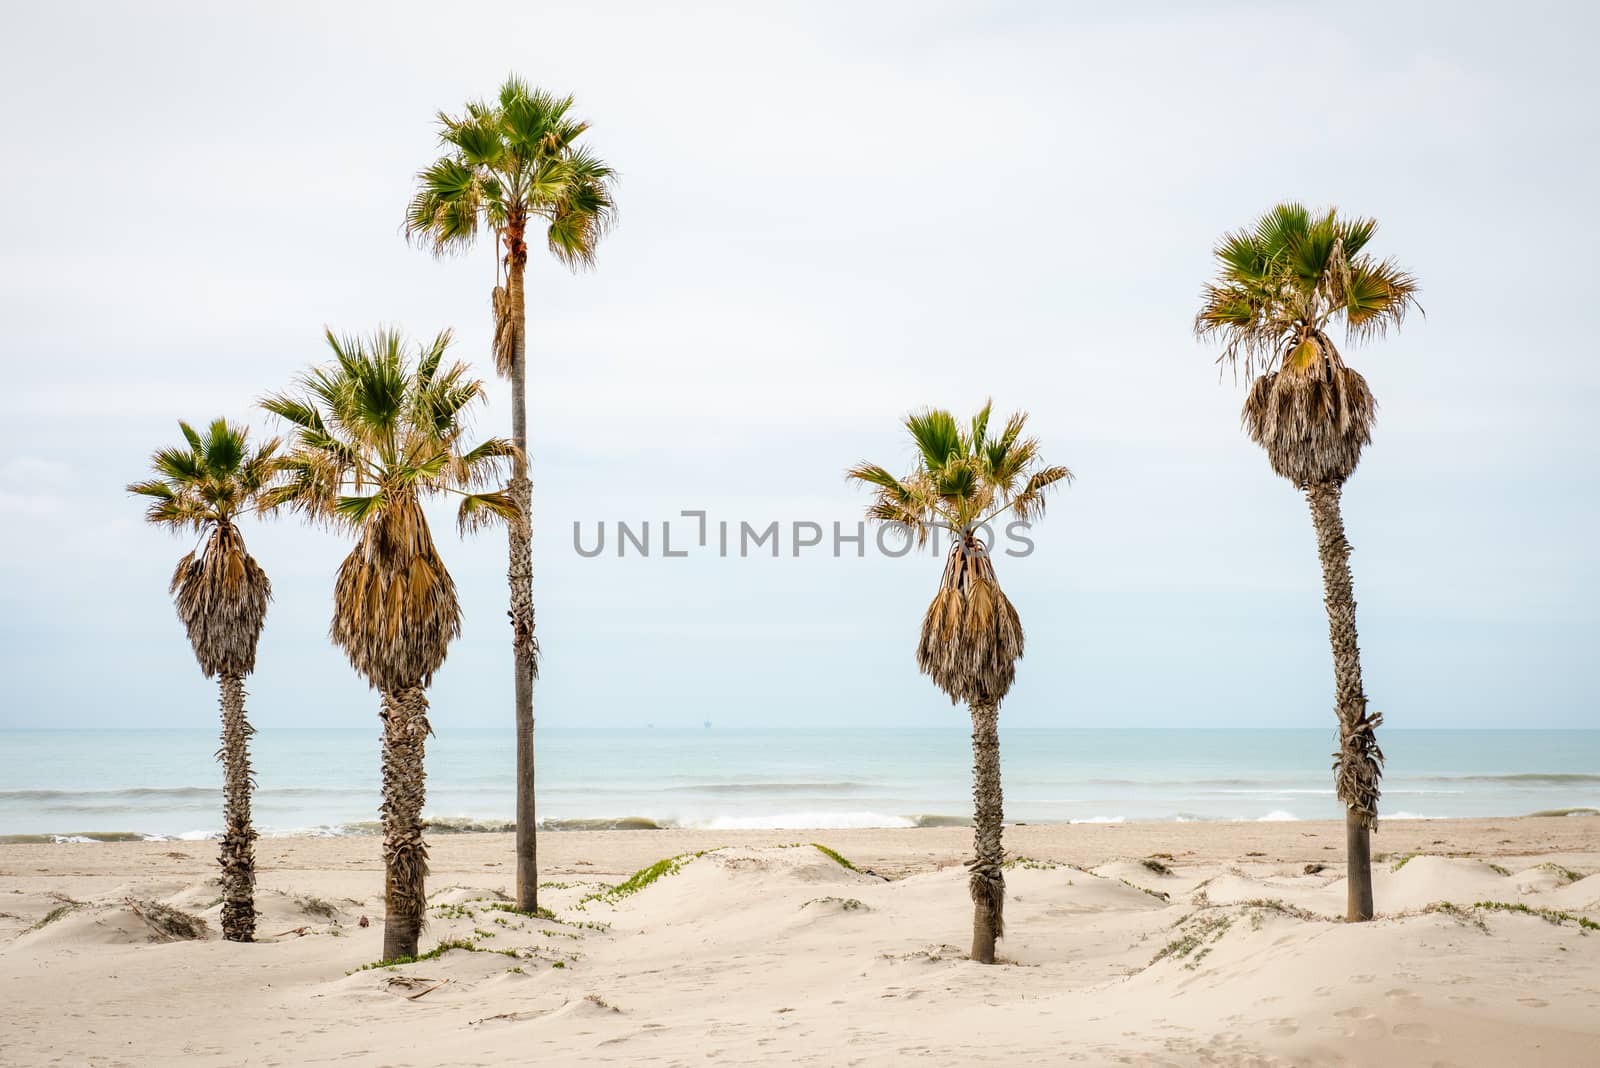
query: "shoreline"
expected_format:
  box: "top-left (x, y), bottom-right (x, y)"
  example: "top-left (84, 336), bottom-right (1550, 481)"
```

top-left (5, 815), bottom-right (1598, 876)
top-left (3, 807), bottom-right (1596, 847)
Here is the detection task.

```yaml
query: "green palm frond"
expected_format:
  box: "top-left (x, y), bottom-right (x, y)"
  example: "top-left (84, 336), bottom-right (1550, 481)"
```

top-left (905, 408), bottom-right (964, 472)
top-left (1343, 257), bottom-right (1420, 343)
top-left (335, 493), bottom-right (386, 524)
top-left (970, 402), bottom-right (992, 455)
top-left (457, 490), bottom-right (520, 535)
top-left (1008, 465), bottom-right (1074, 522)
top-left (448, 437), bottom-right (519, 490)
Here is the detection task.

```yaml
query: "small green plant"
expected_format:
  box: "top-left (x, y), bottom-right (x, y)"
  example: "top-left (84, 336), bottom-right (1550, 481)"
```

top-left (1390, 853), bottom-right (1421, 872)
top-left (1421, 901), bottom-right (1489, 932)
top-left (1473, 901), bottom-right (1598, 932)
top-left (577, 852), bottom-right (708, 908)
top-left (1152, 913), bottom-right (1232, 969)
top-left (812, 844), bottom-right (857, 872)
top-left (1240, 898), bottom-right (1318, 922)
top-left (485, 903), bottom-right (556, 921)
top-left (551, 960), bottom-right (566, 969)
top-left (25, 903), bottom-right (81, 934)
top-left (1536, 862), bottom-right (1583, 883)
top-left (1121, 879), bottom-right (1170, 903)
top-left (800, 897), bottom-right (866, 911)
top-left (296, 895), bottom-right (339, 920)
top-left (1004, 855), bottom-right (1061, 871)
top-left (351, 937), bottom-right (523, 973)
top-left (1141, 858), bottom-right (1173, 876)
top-left (353, 938), bottom-right (479, 972)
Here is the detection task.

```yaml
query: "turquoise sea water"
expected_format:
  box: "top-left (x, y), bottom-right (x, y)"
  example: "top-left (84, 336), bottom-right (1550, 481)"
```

top-left (0, 729), bottom-right (1596, 839)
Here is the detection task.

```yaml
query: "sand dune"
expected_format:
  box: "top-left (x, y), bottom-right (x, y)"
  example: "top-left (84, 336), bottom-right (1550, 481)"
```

top-left (2, 818), bottom-right (1597, 1066)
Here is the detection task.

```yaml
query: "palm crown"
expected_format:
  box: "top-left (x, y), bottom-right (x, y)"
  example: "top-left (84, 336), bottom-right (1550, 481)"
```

top-left (262, 329), bottom-right (517, 691)
top-left (847, 403), bottom-right (1071, 547)
top-left (849, 404), bottom-right (1070, 706)
top-left (128, 420), bottom-right (279, 678)
top-left (1197, 204), bottom-right (1419, 488)
top-left (129, 419), bottom-right (280, 532)
top-left (405, 77), bottom-right (616, 374)
top-left (1195, 202), bottom-right (1419, 377)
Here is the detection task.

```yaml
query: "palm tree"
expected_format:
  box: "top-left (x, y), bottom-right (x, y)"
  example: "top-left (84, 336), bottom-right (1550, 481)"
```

top-left (262, 329), bottom-right (517, 959)
top-left (1196, 202), bottom-right (1420, 922)
top-left (405, 75), bottom-right (616, 913)
top-left (848, 404), bottom-right (1070, 963)
top-left (128, 419), bottom-right (279, 943)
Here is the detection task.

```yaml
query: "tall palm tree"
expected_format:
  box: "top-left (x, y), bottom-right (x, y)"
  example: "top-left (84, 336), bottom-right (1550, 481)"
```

top-left (405, 75), bottom-right (616, 913)
top-left (262, 329), bottom-right (517, 959)
top-left (1196, 202), bottom-right (1420, 922)
top-left (849, 404), bottom-right (1070, 963)
top-left (128, 419), bottom-right (279, 943)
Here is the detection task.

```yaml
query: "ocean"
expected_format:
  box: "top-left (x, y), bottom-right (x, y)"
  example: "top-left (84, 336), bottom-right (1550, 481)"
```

top-left (1, 728), bottom-right (1596, 841)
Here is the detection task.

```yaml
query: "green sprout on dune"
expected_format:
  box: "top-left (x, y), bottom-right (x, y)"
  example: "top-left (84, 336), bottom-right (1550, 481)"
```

top-left (575, 851), bottom-right (709, 910)
top-left (1536, 863), bottom-right (1584, 884)
top-left (812, 844), bottom-right (857, 872)
top-left (24, 903), bottom-right (82, 935)
top-left (1473, 901), bottom-right (1598, 932)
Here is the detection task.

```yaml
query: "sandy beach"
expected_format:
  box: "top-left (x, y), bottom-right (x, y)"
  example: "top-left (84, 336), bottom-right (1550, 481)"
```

top-left (2, 817), bottom-right (1597, 1066)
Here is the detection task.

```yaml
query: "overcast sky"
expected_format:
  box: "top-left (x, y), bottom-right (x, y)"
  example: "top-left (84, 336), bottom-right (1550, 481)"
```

top-left (2, 1), bottom-right (1595, 731)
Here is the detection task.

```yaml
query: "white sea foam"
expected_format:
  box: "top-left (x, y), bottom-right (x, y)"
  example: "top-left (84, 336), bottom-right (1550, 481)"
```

top-left (1256, 810), bottom-right (1299, 822)
top-left (686, 812), bottom-right (918, 831)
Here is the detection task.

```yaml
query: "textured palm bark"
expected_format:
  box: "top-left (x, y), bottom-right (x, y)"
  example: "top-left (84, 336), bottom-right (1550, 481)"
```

top-left (217, 672), bottom-right (257, 942)
top-left (1307, 481), bottom-right (1383, 922)
top-left (505, 231), bottom-right (541, 915)
top-left (381, 686), bottom-right (432, 960)
top-left (967, 699), bottom-right (1005, 963)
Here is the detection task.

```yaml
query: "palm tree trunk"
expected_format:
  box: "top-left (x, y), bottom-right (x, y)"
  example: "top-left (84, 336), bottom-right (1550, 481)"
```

top-left (505, 236), bottom-right (540, 915)
top-left (967, 699), bottom-right (1005, 963)
top-left (217, 671), bottom-right (256, 943)
top-left (380, 686), bottom-right (432, 960)
top-left (1307, 481), bottom-right (1383, 922)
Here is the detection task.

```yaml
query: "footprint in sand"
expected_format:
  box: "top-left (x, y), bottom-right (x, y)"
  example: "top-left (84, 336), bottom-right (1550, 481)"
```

top-left (1331, 1006), bottom-right (1386, 1040)
top-left (1392, 1022), bottom-right (1440, 1043)
top-left (1517, 997), bottom-right (1549, 1008)
top-left (1385, 988), bottom-right (1423, 1008)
